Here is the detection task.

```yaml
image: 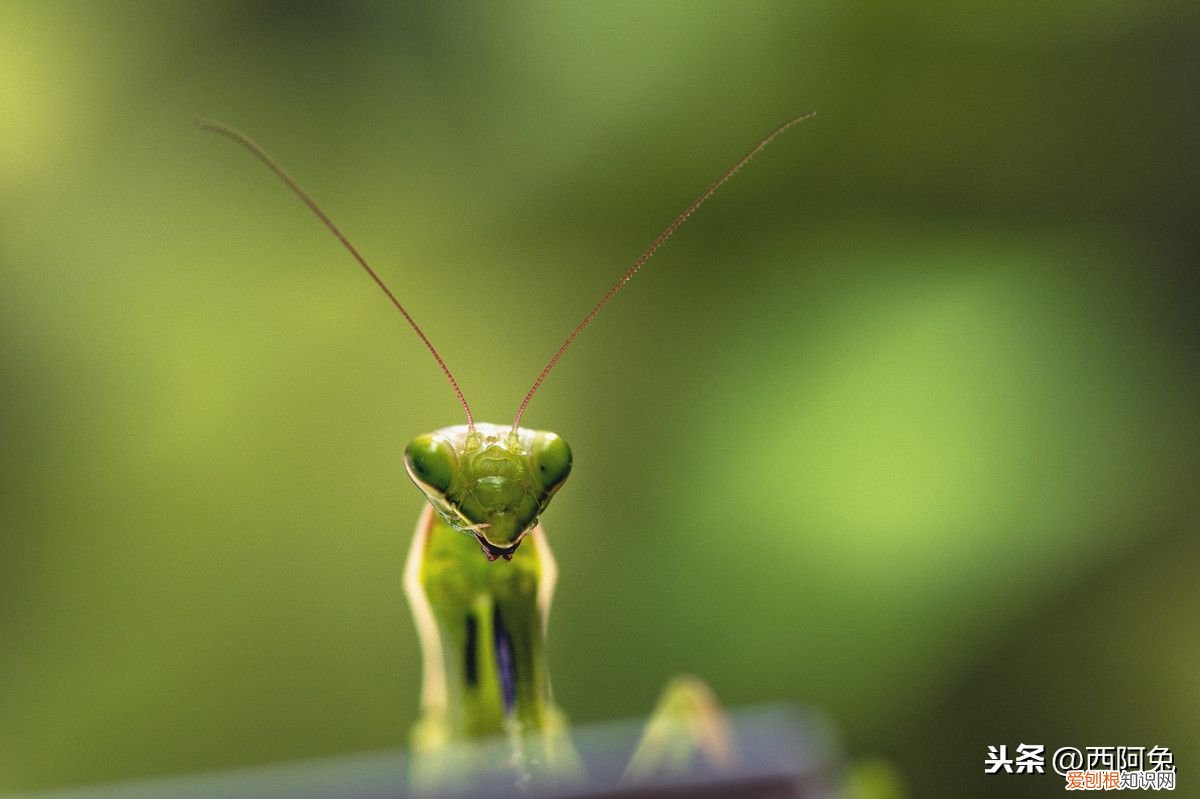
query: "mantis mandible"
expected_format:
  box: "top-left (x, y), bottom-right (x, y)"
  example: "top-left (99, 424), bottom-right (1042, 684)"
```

top-left (202, 112), bottom-right (814, 795)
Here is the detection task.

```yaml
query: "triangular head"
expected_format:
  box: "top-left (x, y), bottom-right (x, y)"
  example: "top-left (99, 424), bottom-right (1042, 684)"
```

top-left (404, 423), bottom-right (572, 560)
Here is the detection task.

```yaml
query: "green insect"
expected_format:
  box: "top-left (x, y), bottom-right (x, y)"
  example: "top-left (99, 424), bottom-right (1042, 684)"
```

top-left (203, 112), bottom-right (813, 795)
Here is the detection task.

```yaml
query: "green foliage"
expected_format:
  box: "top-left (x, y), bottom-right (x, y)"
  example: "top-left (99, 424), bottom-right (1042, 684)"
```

top-left (1, 2), bottom-right (1197, 796)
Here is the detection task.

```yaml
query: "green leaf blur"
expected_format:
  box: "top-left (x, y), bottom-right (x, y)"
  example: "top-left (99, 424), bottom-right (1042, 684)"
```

top-left (1, 3), bottom-right (1197, 797)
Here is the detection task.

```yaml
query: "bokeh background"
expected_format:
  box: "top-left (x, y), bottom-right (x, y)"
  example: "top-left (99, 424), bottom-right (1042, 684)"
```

top-left (2, 2), bottom-right (1197, 797)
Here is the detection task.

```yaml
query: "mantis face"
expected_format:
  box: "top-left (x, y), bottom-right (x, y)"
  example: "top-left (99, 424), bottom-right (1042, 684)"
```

top-left (404, 423), bottom-right (572, 560)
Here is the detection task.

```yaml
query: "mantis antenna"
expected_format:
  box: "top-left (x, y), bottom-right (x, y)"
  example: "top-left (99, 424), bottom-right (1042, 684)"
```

top-left (199, 119), bottom-right (477, 431)
top-left (511, 111), bottom-right (816, 432)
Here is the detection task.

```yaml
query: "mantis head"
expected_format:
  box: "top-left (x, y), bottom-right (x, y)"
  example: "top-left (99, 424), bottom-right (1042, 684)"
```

top-left (404, 423), bottom-right (572, 560)
top-left (202, 112), bottom-right (811, 560)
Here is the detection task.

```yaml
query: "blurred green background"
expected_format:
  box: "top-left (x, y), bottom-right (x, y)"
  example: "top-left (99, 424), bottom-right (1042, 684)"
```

top-left (1, 2), bottom-right (1197, 797)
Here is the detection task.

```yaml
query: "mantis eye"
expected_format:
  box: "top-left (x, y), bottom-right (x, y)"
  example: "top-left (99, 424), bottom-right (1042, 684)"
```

top-left (405, 434), bottom-right (457, 494)
top-left (531, 432), bottom-right (572, 493)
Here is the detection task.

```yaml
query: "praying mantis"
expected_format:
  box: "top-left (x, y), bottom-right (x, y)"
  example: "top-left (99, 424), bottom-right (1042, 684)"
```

top-left (202, 112), bottom-right (814, 795)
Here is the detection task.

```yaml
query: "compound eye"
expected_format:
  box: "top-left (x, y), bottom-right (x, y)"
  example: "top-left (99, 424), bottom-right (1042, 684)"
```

top-left (404, 434), bottom-right (457, 494)
top-left (531, 432), bottom-right (572, 492)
